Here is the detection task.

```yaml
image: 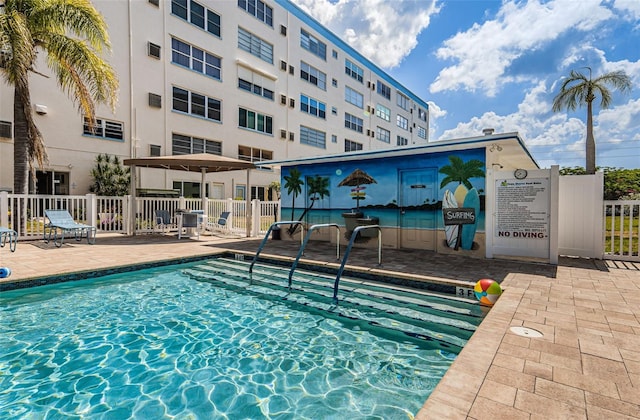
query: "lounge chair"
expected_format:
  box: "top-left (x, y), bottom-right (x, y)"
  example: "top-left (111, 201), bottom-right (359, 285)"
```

top-left (0, 226), bottom-right (17, 252)
top-left (44, 209), bottom-right (96, 247)
top-left (154, 209), bottom-right (173, 234)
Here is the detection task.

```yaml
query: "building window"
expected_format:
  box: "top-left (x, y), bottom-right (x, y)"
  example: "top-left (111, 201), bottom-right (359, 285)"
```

top-left (238, 78), bottom-right (274, 101)
top-left (83, 117), bottom-right (124, 141)
top-left (237, 0), bottom-right (273, 26)
top-left (331, 134), bottom-right (337, 143)
top-left (418, 107), bottom-right (427, 122)
top-left (171, 38), bottom-right (221, 80)
top-left (345, 86), bottom-right (364, 108)
top-left (377, 80), bottom-right (391, 100)
top-left (345, 59), bottom-right (363, 83)
top-left (238, 145), bottom-right (273, 163)
top-left (300, 94), bottom-right (326, 119)
top-left (300, 62), bottom-right (326, 90)
top-left (238, 27), bottom-right (273, 64)
top-left (172, 133), bottom-right (222, 155)
top-left (397, 92), bottom-right (409, 110)
top-left (300, 125), bottom-right (326, 149)
top-left (376, 104), bottom-right (390, 121)
top-left (171, 0), bottom-right (221, 37)
top-left (173, 181), bottom-right (209, 198)
top-left (300, 28), bottom-right (326, 60)
top-left (376, 126), bottom-right (390, 143)
top-left (331, 106), bottom-right (337, 115)
top-left (396, 115), bottom-right (408, 130)
top-left (397, 135), bottom-right (408, 146)
top-left (344, 113), bottom-right (363, 133)
top-left (345, 139), bottom-right (363, 152)
top-left (172, 87), bottom-right (221, 122)
top-left (0, 121), bottom-right (11, 139)
top-left (238, 107), bottom-right (273, 135)
top-left (417, 126), bottom-right (427, 139)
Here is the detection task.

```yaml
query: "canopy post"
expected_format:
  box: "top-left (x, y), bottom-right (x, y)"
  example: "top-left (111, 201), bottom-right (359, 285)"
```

top-left (246, 169), bottom-right (251, 237)
top-left (200, 167), bottom-right (207, 215)
top-left (130, 164), bottom-right (137, 236)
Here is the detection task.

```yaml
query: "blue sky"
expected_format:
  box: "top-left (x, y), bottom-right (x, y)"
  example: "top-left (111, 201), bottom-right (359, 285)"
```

top-left (291, 0), bottom-right (640, 169)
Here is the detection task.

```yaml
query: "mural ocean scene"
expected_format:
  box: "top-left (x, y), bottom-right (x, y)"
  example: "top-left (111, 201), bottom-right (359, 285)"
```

top-left (280, 148), bottom-right (486, 249)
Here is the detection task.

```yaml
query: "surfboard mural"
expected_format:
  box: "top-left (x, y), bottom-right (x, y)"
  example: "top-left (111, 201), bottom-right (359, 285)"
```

top-left (439, 155), bottom-right (485, 251)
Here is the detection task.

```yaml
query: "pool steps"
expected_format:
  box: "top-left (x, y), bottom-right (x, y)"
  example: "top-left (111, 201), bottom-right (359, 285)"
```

top-left (182, 258), bottom-right (484, 351)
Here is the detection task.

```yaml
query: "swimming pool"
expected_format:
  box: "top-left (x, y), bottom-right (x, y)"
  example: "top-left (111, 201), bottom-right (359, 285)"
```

top-left (0, 257), bottom-right (484, 419)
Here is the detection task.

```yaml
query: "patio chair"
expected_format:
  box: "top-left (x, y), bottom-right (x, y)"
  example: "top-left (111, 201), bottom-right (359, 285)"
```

top-left (44, 209), bottom-right (96, 247)
top-left (154, 209), bottom-right (173, 234)
top-left (178, 212), bottom-right (204, 240)
top-left (206, 211), bottom-right (230, 234)
top-left (0, 226), bottom-right (17, 252)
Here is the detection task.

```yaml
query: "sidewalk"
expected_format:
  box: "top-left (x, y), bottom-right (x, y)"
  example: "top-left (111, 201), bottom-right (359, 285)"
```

top-left (1, 234), bottom-right (639, 419)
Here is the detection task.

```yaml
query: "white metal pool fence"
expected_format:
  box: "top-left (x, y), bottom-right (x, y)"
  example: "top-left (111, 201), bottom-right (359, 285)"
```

top-left (0, 192), bottom-right (279, 239)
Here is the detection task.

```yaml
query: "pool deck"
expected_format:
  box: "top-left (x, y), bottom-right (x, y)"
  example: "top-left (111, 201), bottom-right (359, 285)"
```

top-left (1, 233), bottom-right (639, 419)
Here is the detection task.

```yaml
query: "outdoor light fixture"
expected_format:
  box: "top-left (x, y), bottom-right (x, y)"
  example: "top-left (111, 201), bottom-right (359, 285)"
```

top-left (489, 144), bottom-right (503, 152)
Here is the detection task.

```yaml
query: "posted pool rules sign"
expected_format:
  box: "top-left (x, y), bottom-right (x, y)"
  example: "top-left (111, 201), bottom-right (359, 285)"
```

top-left (495, 178), bottom-right (549, 239)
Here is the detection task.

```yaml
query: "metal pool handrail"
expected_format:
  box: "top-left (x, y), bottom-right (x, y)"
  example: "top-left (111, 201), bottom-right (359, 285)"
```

top-left (288, 223), bottom-right (341, 291)
top-left (332, 225), bottom-right (382, 304)
top-left (249, 221), bottom-right (305, 274)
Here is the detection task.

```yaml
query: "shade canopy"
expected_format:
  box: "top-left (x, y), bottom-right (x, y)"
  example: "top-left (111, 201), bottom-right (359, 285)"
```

top-left (123, 153), bottom-right (255, 237)
top-left (123, 153), bottom-right (255, 173)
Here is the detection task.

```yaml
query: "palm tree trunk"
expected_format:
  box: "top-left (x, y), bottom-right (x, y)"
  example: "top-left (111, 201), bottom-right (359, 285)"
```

top-left (13, 86), bottom-right (30, 195)
top-left (13, 84), bottom-right (31, 234)
top-left (287, 199), bottom-right (316, 235)
top-left (585, 100), bottom-right (596, 175)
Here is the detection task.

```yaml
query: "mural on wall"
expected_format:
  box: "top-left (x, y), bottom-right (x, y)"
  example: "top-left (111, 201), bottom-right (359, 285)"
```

top-left (280, 148), bottom-right (486, 247)
top-left (338, 168), bottom-right (377, 210)
top-left (439, 156), bottom-right (486, 250)
top-left (283, 169), bottom-right (330, 236)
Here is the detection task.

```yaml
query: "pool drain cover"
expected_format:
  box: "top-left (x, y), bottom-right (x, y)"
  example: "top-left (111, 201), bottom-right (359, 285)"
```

top-left (509, 326), bottom-right (543, 338)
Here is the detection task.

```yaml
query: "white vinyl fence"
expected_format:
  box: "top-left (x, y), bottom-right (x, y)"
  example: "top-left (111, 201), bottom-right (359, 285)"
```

top-left (604, 200), bottom-right (640, 262)
top-left (0, 192), bottom-right (278, 240)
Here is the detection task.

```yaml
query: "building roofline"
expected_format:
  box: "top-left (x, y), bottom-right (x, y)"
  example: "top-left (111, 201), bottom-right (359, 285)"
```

top-left (275, 0), bottom-right (430, 110)
top-left (257, 132), bottom-right (540, 168)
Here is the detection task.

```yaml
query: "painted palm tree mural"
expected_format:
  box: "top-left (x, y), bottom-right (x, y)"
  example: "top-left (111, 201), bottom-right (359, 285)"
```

top-left (283, 167), bottom-right (304, 222)
top-left (287, 175), bottom-right (330, 236)
top-left (439, 156), bottom-right (485, 250)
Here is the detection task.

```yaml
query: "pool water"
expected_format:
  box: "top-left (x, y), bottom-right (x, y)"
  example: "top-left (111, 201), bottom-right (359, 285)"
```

top-left (0, 258), bottom-right (484, 419)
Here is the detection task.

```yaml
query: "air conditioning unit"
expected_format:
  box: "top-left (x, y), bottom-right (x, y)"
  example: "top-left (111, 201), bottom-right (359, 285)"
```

top-left (148, 42), bottom-right (161, 59)
top-left (148, 93), bottom-right (162, 108)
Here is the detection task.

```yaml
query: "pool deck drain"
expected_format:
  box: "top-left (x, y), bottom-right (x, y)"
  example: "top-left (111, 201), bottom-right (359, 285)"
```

top-left (1, 234), bottom-right (639, 419)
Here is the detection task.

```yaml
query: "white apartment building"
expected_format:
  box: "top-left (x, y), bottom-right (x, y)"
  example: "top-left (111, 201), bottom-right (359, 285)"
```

top-left (0, 0), bottom-right (430, 200)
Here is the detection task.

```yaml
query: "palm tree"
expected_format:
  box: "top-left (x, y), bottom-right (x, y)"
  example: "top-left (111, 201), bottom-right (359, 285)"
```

top-left (552, 67), bottom-right (632, 174)
top-left (287, 175), bottom-right (330, 236)
top-left (89, 154), bottom-right (130, 196)
top-left (283, 167), bottom-right (303, 221)
top-left (0, 0), bottom-right (119, 195)
top-left (439, 155), bottom-right (485, 190)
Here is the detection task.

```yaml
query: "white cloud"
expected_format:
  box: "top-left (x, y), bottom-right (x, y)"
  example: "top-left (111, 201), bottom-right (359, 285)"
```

top-left (291, 0), bottom-right (438, 68)
top-left (430, 0), bottom-right (613, 96)
top-left (613, 0), bottom-right (640, 21)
